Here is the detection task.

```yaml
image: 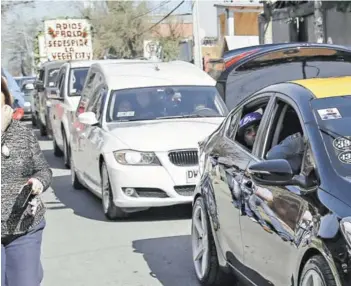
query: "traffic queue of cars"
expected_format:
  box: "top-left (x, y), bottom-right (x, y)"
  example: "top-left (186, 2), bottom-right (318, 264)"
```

top-left (28, 42), bottom-right (351, 286)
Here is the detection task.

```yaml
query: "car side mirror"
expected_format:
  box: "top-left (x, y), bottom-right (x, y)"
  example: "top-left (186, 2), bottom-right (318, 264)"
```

top-left (248, 159), bottom-right (295, 186)
top-left (78, 112), bottom-right (98, 126)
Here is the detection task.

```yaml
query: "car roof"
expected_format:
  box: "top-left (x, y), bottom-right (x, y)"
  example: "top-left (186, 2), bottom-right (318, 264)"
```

top-left (290, 76), bottom-right (351, 98)
top-left (40, 60), bottom-right (66, 70)
top-left (94, 60), bottom-right (216, 90)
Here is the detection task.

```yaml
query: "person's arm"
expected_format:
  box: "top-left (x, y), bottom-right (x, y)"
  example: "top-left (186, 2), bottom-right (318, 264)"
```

top-left (28, 129), bottom-right (52, 191)
top-left (266, 133), bottom-right (304, 161)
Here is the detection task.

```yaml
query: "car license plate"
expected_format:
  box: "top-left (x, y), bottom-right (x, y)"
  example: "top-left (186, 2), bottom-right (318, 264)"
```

top-left (186, 169), bottom-right (199, 184)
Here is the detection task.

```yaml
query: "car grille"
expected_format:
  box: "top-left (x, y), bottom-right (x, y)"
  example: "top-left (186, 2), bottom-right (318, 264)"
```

top-left (174, 185), bottom-right (196, 196)
top-left (135, 188), bottom-right (168, 198)
top-left (168, 150), bottom-right (198, 166)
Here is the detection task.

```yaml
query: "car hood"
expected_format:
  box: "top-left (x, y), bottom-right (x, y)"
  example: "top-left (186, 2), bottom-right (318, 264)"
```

top-left (106, 118), bottom-right (224, 151)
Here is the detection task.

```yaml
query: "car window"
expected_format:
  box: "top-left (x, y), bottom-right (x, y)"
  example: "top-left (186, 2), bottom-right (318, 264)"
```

top-left (260, 98), bottom-right (305, 174)
top-left (234, 96), bottom-right (271, 153)
top-left (69, 68), bottom-right (89, 95)
top-left (262, 99), bottom-right (304, 158)
top-left (94, 88), bottom-right (107, 121)
top-left (225, 110), bottom-right (241, 141)
top-left (38, 70), bottom-right (44, 81)
top-left (106, 86), bottom-right (228, 122)
top-left (46, 68), bottom-right (60, 87)
top-left (57, 71), bottom-right (66, 98)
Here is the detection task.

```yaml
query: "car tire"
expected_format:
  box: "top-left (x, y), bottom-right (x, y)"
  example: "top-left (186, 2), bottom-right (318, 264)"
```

top-left (300, 255), bottom-right (337, 286)
top-left (192, 196), bottom-right (233, 286)
top-left (39, 119), bottom-right (47, 136)
top-left (101, 162), bottom-right (128, 220)
top-left (53, 137), bottom-right (63, 157)
top-left (63, 131), bottom-right (70, 168)
top-left (31, 115), bottom-right (36, 127)
top-left (71, 155), bottom-right (84, 190)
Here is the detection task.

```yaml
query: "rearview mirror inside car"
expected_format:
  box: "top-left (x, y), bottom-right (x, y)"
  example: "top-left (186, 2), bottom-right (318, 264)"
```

top-left (78, 112), bottom-right (99, 126)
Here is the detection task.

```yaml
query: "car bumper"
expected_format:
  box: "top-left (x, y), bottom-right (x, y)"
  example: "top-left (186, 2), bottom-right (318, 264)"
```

top-left (104, 154), bottom-right (196, 210)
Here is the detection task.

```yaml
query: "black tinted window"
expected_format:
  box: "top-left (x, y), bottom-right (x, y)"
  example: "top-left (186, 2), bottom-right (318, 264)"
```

top-left (225, 48), bottom-right (351, 109)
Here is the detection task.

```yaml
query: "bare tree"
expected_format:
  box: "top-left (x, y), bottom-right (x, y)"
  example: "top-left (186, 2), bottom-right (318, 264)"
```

top-left (81, 1), bottom-right (152, 59)
top-left (1, 0), bottom-right (34, 16)
top-left (2, 17), bottom-right (39, 75)
top-left (152, 16), bottom-right (184, 61)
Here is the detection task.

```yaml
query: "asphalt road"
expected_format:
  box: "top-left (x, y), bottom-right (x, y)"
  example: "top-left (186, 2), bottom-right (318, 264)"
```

top-left (33, 127), bottom-right (200, 286)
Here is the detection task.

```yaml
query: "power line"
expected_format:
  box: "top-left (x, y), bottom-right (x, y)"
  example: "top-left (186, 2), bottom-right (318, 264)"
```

top-left (131, 1), bottom-right (171, 21)
top-left (139, 0), bottom-right (185, 36)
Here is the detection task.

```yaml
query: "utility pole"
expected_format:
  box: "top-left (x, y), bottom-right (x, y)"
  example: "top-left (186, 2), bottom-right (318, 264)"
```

top-left (192, 0), bottom-right (203, 69)
top-left (314, 0), bottom-right (324, 43)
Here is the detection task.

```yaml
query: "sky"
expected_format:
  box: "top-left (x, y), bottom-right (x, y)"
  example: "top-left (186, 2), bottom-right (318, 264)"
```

top-left (1, 1), bottom-right (192, 70)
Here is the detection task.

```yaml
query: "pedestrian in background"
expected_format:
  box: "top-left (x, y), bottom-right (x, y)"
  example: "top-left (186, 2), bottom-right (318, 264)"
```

top-left (1, 76), bottom-right (52, 286)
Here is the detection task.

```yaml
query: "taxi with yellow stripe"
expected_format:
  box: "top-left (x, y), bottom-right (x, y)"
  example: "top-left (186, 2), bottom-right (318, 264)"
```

top-left (191, 76), bottom-right (351, 286)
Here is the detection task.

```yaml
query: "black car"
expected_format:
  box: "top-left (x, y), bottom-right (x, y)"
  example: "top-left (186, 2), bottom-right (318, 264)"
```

top-left (192, 76), bottom-right (351, 286)
top-left (211, 43), bottom-right (351, 110)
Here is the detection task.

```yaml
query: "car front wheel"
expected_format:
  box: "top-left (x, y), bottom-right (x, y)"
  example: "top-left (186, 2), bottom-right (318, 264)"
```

top-left (300, 255), bottom-right (337, 286)
top-left (191, 196), bottom-right (233, 285)
top-left (101, 162), bottom-right (128, 220)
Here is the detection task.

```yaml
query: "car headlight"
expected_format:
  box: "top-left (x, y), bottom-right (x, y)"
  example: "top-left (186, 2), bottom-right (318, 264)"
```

top-left (340, 217), bottom-right (351, 247)
top-left (113, 150), bottom-right (161, 166)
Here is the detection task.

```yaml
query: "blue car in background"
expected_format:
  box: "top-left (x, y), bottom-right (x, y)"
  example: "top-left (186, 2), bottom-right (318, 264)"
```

top-left (1, 67), bottom-right (25, 108)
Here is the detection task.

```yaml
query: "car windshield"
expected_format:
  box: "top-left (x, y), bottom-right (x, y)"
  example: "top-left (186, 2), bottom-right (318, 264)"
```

top-left (311, 95), bottom-right (351, 177)
top-left (69, 68), bottom-right (89, 95)
top-left (46, 68), bottom-right (59, 86)
top-left (106, 86), bottom-right (228, 122)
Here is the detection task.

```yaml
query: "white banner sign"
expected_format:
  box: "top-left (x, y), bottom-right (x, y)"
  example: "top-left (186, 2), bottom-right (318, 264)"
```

top-left (44, 19), bottom-right (93, 61)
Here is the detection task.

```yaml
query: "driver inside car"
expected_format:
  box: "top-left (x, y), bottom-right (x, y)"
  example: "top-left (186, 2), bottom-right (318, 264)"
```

top-left (238, 112), bottom-right (262, 150)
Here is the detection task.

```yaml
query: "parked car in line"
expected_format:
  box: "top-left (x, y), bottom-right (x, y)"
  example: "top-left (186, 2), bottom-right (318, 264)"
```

top-left (14, 75), bottom-right (36, 89)
top-left (49, 60), bottom-right (97, 167)
top-left (191, 76), bottom-right (351, 286)
top-left (20, 80), bottom-right (36, 121)
top-left (33, 60), bottom-right (66, 136)
top-left (210, 43), bottom-right (351, 109)
top-left (49, 59), bottom-right (155, 168)
top-left (70, 60), bottom-right (228, 219)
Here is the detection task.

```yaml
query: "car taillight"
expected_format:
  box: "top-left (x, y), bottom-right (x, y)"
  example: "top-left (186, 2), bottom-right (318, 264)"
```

top-left (13, 108), bottom-right (24, 120)
top-left (225, 48), bottom-right (260, 69)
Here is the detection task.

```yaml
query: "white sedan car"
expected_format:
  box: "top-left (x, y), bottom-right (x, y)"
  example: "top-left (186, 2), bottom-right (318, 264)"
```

top-left (70, 60), bottom-right (228, 219)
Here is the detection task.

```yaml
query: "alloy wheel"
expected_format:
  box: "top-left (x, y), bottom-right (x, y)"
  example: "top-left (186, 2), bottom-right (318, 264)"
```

top-left (301, 269), bottom-right (325, 286)
top-left (101, 165), bottom-right (110, 213)
top-left (192, 202), bottom-right (209, 280)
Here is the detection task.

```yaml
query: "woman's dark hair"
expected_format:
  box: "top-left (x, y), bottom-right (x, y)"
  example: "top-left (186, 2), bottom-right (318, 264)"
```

top-left (1, 76), bottom-right (12, 106)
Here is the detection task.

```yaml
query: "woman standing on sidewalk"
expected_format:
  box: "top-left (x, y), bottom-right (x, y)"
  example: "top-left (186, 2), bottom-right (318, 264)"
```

top-left (1, 76), bottom-right (52, 286)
